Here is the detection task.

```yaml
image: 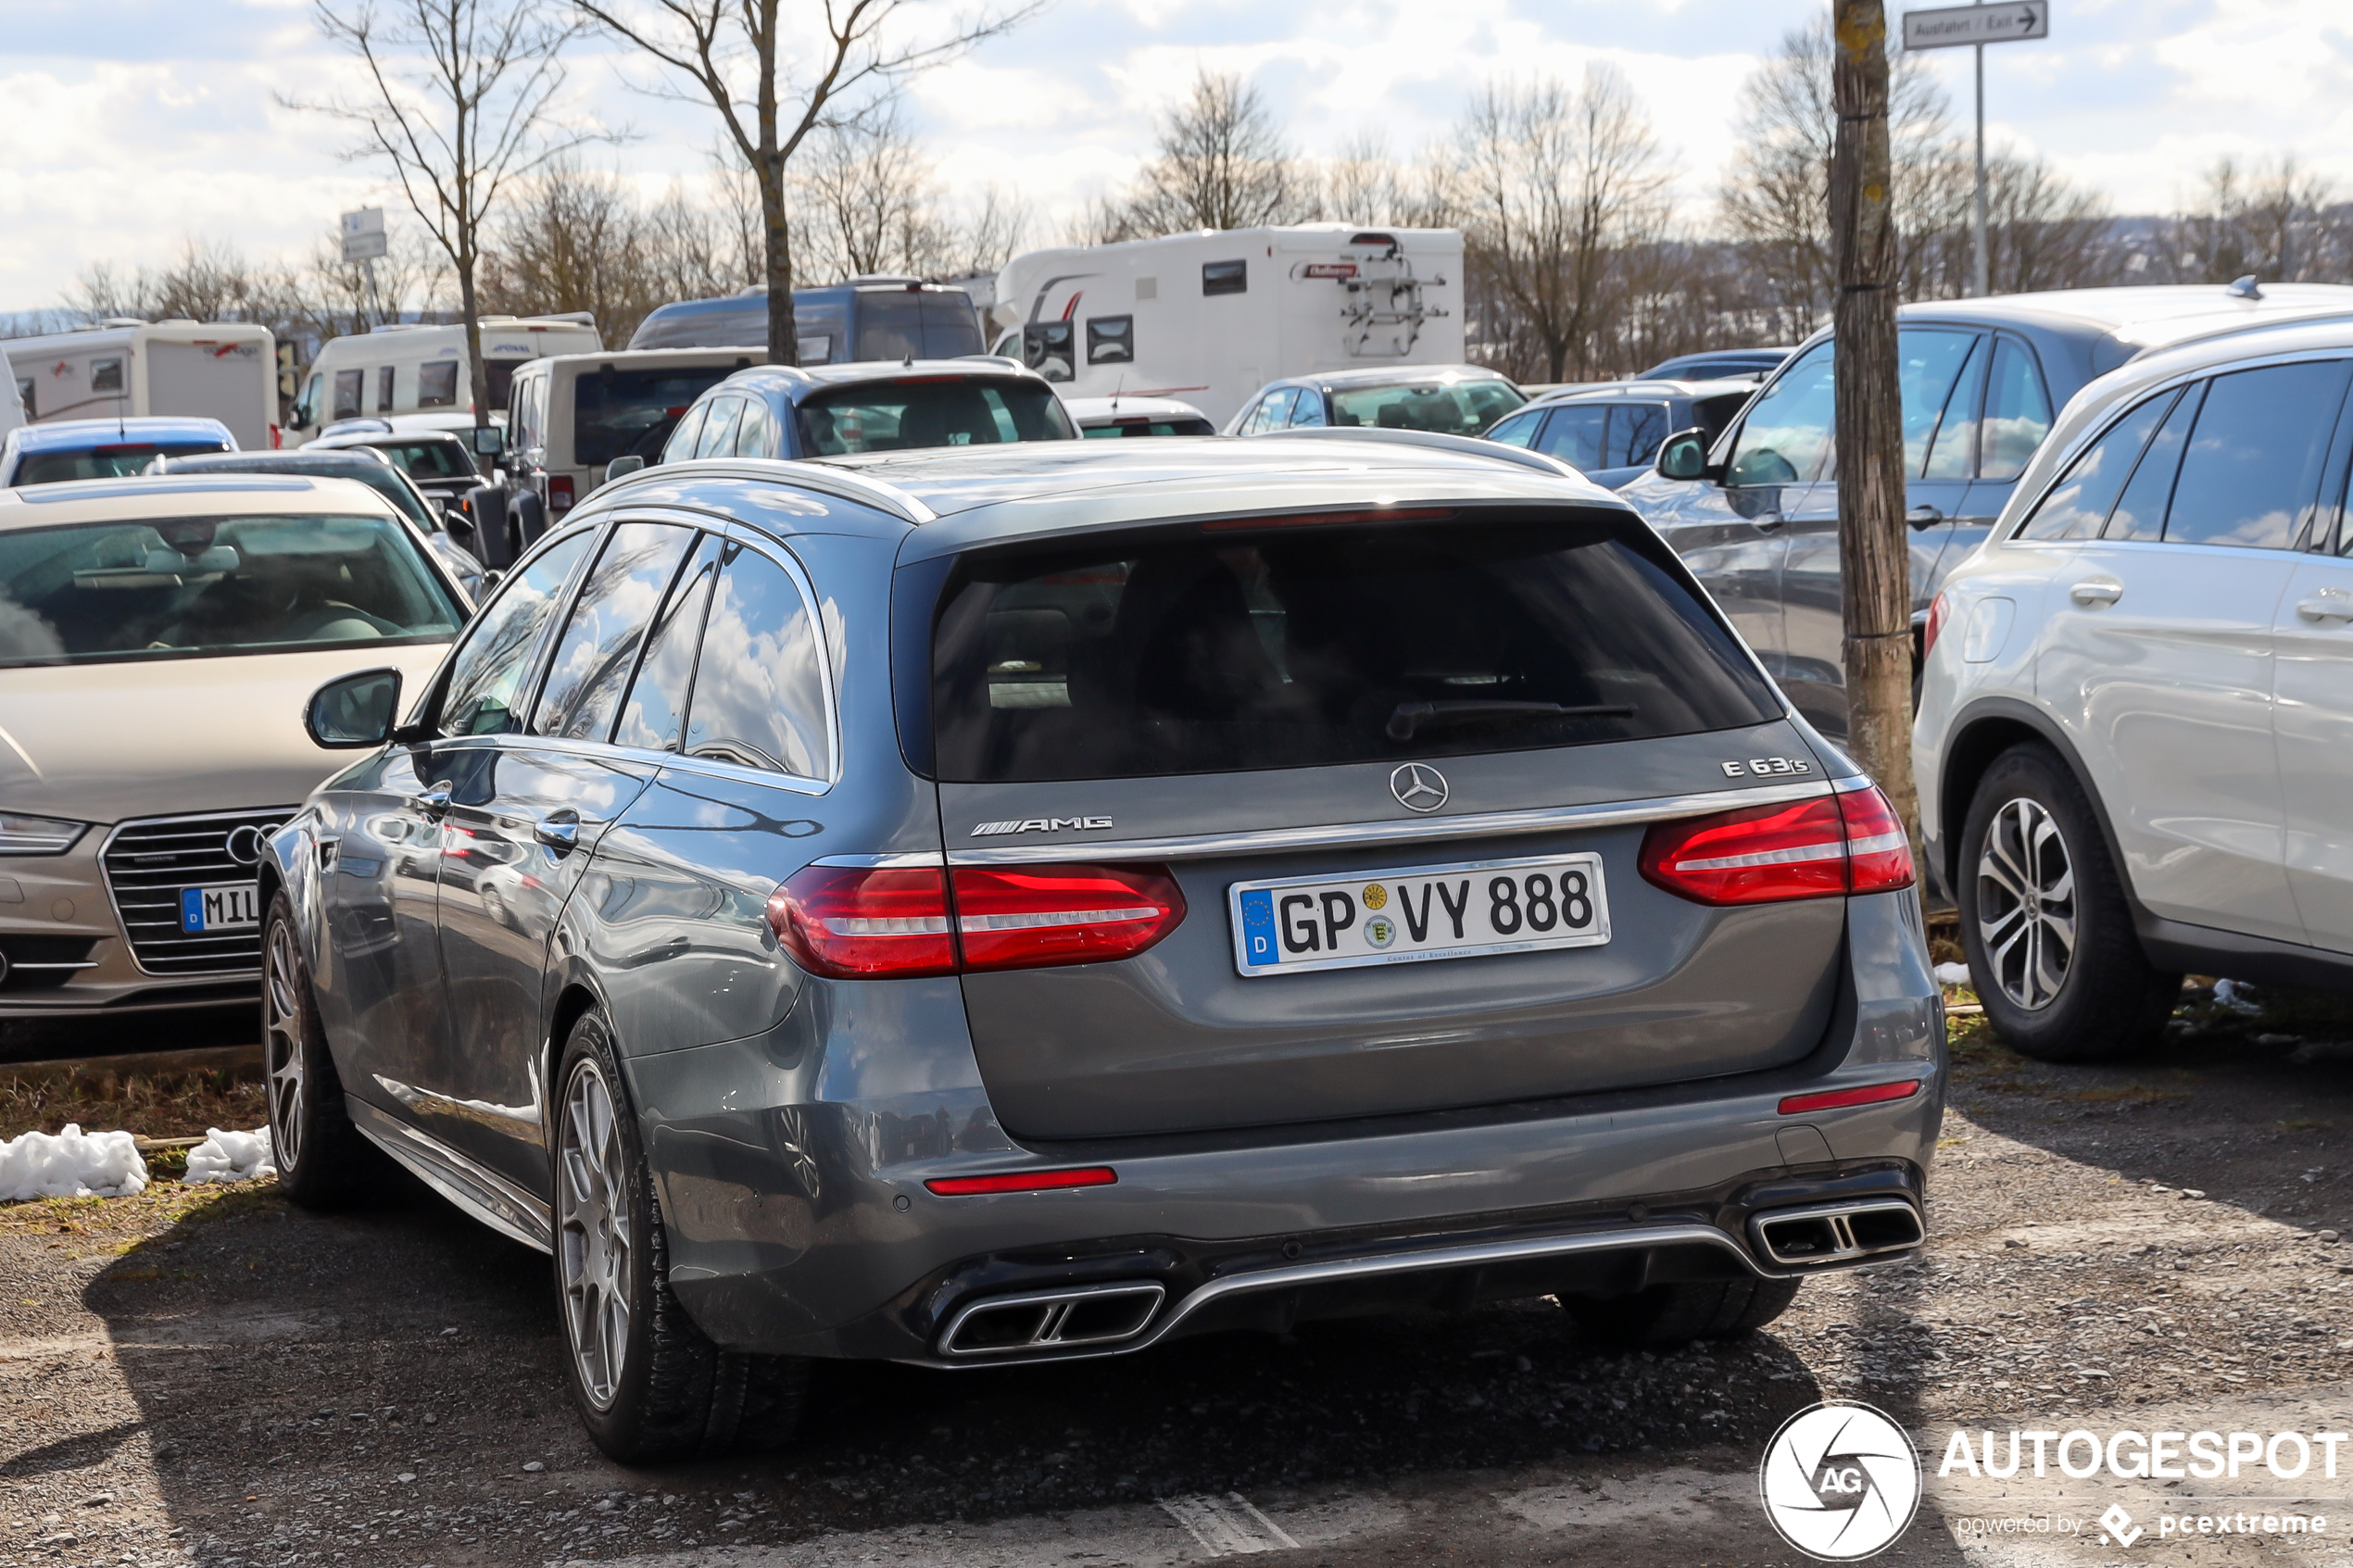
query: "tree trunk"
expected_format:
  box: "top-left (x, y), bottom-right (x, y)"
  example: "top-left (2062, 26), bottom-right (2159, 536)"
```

top-left (1829, 0), bottom-right (1919, 853)
top-left (761, 158), bottom-right (799, 367)
top-left (459, 253), bottom-right (488, 439)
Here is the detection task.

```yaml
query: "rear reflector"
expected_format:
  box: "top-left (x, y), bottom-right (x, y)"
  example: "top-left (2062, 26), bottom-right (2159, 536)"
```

top-left (768, 862), bottom-right (1186, 979)
top-left (925, 1166), bottom-right (1117, 1196)
top-left (952, 863), bottom-right (1185, 972)
top-left (1778, 1080), bottom-right (1922, 1115)
top-left (767, 867), bottom-right (956, 979)
top-left (547, 474), bottom-right (576, 511)
top-left (1639, 785), bottom-right (1914, 905)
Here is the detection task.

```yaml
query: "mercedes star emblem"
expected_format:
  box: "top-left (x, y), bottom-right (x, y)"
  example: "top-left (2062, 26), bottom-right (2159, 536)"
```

top-left (1390, 763), bottom-right (1449, 813)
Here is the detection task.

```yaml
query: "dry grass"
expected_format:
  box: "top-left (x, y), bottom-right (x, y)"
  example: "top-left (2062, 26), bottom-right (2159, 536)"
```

top-left (0, 1065), bottom-right (266, 1142)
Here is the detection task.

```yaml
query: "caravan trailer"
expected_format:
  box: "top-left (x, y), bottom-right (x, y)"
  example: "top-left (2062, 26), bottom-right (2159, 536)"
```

top-left (286, 314), bottom-right (601, 445)
top-left (6, 320), bottom-right (276, 448)
top-left (991, 225), bottom-right (1466, 427)
top-left (0, 345), bottom-right (22, 437)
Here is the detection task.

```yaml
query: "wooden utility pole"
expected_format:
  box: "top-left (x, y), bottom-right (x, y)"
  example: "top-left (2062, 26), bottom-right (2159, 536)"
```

top-left (1829, 0), bottom-right (1919, 847)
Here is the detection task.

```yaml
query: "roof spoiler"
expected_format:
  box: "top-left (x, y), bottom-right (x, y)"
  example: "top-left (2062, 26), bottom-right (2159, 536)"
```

top-left (1270, 424), bottom-right (1592, 483)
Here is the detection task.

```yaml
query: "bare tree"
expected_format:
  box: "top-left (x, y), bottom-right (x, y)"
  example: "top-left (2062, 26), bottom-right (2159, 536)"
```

top-left (1115, 69), bottom-right (1306, 237)
top-left (1446, 67), bottom-right (1676, 383)
top-left (291, 0), bottom-right (593, 435)
top-left (793, 105), bottom-right (950, 279)
top-left (481, 160), bottom-right (668, 344)
top-left (573, 0), bottom-right (1039, 365)
top-left (2158, 155), bottom-right (2347, 284)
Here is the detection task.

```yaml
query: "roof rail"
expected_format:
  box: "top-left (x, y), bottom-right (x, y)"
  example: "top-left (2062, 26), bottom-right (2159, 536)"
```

top-left (597, 458), bottom-right (937, 524)
top-left (1271, 424), bottom-right (1590, 483)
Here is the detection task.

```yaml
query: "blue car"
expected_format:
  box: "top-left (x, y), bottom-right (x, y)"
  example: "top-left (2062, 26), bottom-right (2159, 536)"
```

top-left (1, 417), bottom-right (234, 486)
top-left (627, 280), bottom-right (985, 362)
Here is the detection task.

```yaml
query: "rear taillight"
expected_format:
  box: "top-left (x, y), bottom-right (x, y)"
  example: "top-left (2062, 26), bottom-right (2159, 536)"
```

top-left (1836, 783), bottom-right (1915, 895)
top-left (547, 474), bottom-right (576, 511)
top-left (1640, 786), bottom-right (1914, 905)
top-left (1922, 592), bottom-right (1947, 659)
top-left (766, 867), bottom-right (956, 978)
top-left (766, 861), bottom-right (1186, 979)
top-left (952, 863), bottom-right (1186, 972)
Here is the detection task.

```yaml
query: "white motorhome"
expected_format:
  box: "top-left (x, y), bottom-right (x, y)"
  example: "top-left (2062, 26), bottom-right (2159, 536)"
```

top-left (287, 314), bottom-right (601, 445)
top-left (991, 225), bottom-right (1466, 427)
top-left (0, 344), bottom-right (23, 436)
top-left (6, 319), bottom-right (276, 447)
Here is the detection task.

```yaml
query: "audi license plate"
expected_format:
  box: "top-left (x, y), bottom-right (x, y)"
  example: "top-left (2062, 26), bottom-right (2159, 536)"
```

top-left (180, 884), bottom-right (260, 934)
top-left (1228, 852), bottom-right (1610, 976)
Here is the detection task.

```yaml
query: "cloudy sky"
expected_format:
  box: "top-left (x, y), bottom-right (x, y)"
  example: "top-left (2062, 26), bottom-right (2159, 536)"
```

top-left (1, 0), bottom-right (2349, 313)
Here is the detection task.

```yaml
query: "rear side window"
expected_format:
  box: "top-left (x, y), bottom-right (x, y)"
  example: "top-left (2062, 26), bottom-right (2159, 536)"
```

top-left (2162, 360), bottom-right (2350, 548)
top-left (1979, 338), bottom-right (2053, 481)
top-left (615, 533), bottom-right (723, 753)
top-left (2017, 391), bottom-right (2176, 542)
top-left (1534, 407), bottom-right (1607, 468)
top-left (928, 514), bottom-right (1781, 783)
top-left (682, 541), bottom-right (830, 778)
top-left (531, 521), bottom-right (697, 741)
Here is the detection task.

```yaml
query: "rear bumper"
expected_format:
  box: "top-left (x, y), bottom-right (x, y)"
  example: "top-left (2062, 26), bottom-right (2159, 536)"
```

top-left (624, 888), bottom-right (1944, 1361)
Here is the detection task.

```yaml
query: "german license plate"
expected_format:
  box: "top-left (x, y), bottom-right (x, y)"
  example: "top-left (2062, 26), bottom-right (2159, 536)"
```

top-left (180, 884), bottom-right (260, 933)
top-left (1228, 852), bottom-right (1610, 976)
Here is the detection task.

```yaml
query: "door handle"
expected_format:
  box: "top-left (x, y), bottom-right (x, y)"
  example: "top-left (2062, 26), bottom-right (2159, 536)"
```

top-left (2297, 590), bottom-right (2353, 625)
top-left (1906, 503), bottom-right (1945, 528)
top-left (2070, 579), bottom-right (2123, 607)
top-left (534, 811), bottom-right (582, 852)
top-left (412, 783), bottom-right (454, 816)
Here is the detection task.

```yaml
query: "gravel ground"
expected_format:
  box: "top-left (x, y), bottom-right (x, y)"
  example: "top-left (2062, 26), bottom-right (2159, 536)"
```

top-left (10, 986), bottom-right (2353, 1564)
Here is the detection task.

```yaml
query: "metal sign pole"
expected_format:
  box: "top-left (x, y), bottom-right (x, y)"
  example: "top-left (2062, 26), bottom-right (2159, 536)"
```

top-left (1973, 36), bottom-right (1989, 297)
top-left (363, 256), bottom-right (385, 329)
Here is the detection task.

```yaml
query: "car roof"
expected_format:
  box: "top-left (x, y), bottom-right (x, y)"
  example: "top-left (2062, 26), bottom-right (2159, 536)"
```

top-left (1527, 378), bottom-right (1761, 406)
top-left (1062, 395), bottom-right (1210, 422)
top-left (717, 358), bottom-right (1048, 398)
top-left (314, 429), bottom-right (464, 449)
top-left (213, 447), bottom-right (394, 468)
top-left (1895, 282), bottom-right (2353, 351)
top-left (0, 473), bottom-right (401, 528)
top-left (1269, 364), bottom-right (1516, 392)
top-left (520, 346), bottom-right (768, 376)
top-left (7, 417), bottom-right (233, 451)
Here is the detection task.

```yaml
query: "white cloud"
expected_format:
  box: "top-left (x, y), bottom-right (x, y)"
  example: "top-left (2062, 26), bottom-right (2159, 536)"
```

top-left (4, 0), bottom-right (2353, 311)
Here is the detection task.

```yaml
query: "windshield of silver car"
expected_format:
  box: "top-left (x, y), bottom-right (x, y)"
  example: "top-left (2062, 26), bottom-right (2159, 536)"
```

top-left (0, 512), bottom-right (465, 667)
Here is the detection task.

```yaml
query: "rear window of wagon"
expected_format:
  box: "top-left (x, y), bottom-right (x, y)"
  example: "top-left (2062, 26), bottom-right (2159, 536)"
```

top-left (922, 511), bottom-right (1780, 783)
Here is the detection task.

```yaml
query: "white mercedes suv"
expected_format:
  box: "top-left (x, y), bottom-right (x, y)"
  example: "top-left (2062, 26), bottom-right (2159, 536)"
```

top-left (1915, 314), bottom-right (2353, 1060)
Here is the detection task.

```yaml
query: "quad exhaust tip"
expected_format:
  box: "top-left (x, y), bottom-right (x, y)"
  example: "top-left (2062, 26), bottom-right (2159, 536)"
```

top-left (937, 1281), bottom-right (1165, 1358)
top-left (1750, 1198), bottom-right (1924, 1267)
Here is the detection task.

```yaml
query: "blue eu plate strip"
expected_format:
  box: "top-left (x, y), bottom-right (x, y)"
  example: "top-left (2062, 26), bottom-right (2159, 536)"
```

top-left (179, 888), bottom-right (206, 934)
top-left (1238, 888), bottom-right (1278, 967)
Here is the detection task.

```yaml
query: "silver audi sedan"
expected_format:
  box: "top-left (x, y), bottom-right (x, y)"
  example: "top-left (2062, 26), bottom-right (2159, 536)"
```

top-left (263, 433), bottom-right (1944, 1461)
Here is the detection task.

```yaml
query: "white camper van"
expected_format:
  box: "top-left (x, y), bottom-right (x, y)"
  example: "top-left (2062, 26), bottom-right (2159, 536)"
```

top-left (287, 314), bottom-right (601, 445)
top-left (991, 225), bottom-right (1466, 427)
top-left (504, 345), bottom-right (767, 518)
top-left (0, 345), bottom-right (23, 437)
top-left (6, 319), bottom-right (276, 448)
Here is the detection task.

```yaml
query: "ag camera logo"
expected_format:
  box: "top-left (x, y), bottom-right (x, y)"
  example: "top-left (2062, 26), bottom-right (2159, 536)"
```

top-left (1759, 1400), bottom-right (1922, 1560)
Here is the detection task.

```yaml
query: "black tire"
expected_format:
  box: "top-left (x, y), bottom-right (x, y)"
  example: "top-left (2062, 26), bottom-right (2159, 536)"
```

top-left (552, 1009), bottom-right (811, 1464)
top-left (1957, 744), bottom-right (2180, 1062)
top-left (262, 890), bottom-right (391, 1210)
top-left (1566, 1276), bottom-right (1803, 1349)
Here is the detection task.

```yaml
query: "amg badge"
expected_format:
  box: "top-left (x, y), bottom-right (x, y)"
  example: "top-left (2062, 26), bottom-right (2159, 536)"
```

top-left (1721, 757), bottom-right (1814, 778)
top-left (970, 816), bottom-right (1114, 837)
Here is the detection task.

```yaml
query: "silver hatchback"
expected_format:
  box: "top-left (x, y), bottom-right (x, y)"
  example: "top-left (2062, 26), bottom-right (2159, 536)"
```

top-left (265, 437), bottom-right (1943, 1461)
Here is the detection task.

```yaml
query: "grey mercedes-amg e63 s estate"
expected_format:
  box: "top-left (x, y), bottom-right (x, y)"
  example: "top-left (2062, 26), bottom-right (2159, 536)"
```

top-left (263, 433), bottom-right (1943, 1461)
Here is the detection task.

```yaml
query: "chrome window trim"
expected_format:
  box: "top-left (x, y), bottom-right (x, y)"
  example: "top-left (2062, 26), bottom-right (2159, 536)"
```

top-left (946, 777), bottom-right (1851, 866)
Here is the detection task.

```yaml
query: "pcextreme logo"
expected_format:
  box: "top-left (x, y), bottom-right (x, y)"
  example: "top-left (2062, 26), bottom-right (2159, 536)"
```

top-left (1758, 1400), bottom-right (1923, 1561)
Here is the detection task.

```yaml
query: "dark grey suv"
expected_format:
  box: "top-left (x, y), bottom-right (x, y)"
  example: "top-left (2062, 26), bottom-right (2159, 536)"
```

top-left (262, 437), bottom-right (1943, 1461)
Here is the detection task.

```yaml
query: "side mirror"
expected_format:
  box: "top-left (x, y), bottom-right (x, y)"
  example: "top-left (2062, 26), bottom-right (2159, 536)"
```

top-left (605, 456), bottom-right (646, 483)
top-left (1655, 427), bottom-right (1720, 483)
top-left (307, 668), bottom-right (403, 749)
top-left (471, 425), bottom-right (505, 457)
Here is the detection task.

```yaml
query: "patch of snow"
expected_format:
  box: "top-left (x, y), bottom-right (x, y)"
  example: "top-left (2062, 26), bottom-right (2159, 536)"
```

top-left (0, 1123), bottom-right (148, 1201)
top-left (1934, 961), bottom-right (1973, 986)
top-left (182, 1126), bottom-right (275, 1185)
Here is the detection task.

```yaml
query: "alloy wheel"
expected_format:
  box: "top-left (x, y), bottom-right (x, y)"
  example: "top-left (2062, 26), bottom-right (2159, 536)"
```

top-left (1975, 797), bottom-right (2077, 1011)
top-left (557, 1060), bottom-right (634, 1411)
top-left (261, 920), bottom-right (307, 1173)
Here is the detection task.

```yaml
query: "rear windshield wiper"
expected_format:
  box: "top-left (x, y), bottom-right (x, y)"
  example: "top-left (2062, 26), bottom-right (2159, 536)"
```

top-left (1386, 699), bottom-right (1636, 742)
